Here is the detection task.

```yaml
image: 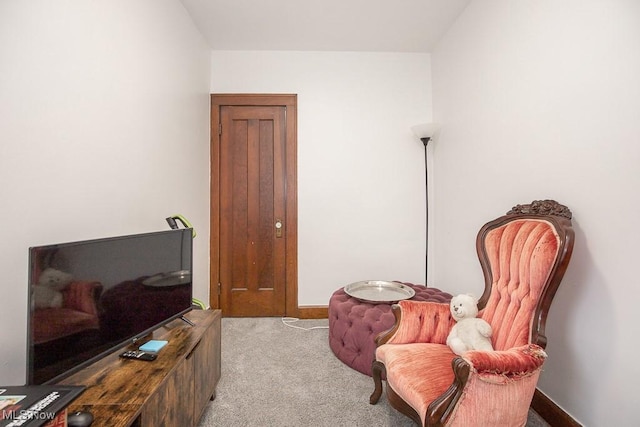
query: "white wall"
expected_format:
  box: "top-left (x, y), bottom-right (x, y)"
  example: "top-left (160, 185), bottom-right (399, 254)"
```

top-left (211, 51), bottom-right (431, 305)
top-left (431, 0), bottom-right (640, 425)
top-left (0, 0), bottom-right (211, 385)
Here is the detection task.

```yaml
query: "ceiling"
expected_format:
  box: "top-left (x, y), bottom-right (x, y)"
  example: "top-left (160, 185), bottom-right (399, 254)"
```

top-left (180, 0), bottom-right (471, 53)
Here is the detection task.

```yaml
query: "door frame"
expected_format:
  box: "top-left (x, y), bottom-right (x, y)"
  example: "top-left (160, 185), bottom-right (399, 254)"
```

top-left (210, 94), bottom-right (298, 316)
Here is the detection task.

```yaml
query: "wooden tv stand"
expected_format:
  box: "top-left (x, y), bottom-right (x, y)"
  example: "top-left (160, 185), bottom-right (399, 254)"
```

top-left (58, 309), bottom-right (221, 427)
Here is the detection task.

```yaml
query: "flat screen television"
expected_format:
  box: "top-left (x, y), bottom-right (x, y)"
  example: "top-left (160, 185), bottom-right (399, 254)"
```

top-left (26, 229), bottom-right (193, 385)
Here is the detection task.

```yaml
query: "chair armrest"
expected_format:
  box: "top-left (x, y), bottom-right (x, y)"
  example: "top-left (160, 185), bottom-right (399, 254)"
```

top-left (425, 345), bottom-right (547, 425)
top-left (462, 344), bottom-right (547, 377)
top-left (376, 299), bottom-right (455, 346)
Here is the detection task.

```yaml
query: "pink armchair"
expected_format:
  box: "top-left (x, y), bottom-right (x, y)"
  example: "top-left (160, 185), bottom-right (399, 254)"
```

top-left (369, 200), bottom-right (574, 426)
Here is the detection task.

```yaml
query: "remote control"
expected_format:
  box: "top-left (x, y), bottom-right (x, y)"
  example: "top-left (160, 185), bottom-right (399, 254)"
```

top-left (119, 350), bottom-right (157, 361)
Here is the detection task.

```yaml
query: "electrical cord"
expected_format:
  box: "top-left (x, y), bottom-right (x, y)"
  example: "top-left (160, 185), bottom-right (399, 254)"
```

top-left (281, 317), bottom-right (329, 331)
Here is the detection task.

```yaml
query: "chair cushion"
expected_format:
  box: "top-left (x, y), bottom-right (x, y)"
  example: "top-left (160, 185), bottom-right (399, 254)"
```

top-left (376, 343), bottom-right (456, 425)
top-left (32, 308), bottom-right (100, 344)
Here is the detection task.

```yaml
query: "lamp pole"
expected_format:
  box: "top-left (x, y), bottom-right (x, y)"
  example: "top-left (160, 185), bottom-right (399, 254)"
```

top-left (420, 136), bottom-right (431, 284)
top-left (411, 122), bottom-right (439, 285)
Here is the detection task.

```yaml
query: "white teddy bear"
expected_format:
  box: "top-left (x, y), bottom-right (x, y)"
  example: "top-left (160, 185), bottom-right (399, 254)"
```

top-left (446, 294), bottom-right (494, 356)
top-left (32, 268), bottom-right (74, 309)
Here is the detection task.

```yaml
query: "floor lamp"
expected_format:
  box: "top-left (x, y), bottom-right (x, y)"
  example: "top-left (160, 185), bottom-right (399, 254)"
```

top-left (411, 123), bottom-right (439, 284)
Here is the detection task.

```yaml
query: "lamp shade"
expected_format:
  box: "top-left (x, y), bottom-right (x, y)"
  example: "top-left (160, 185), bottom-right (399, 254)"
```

top-left (411, 123), bottom-right (440, 140)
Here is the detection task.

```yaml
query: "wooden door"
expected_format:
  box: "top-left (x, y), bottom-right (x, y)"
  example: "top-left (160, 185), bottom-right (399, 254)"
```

top-left (210, 95), bottom-right (298, 317)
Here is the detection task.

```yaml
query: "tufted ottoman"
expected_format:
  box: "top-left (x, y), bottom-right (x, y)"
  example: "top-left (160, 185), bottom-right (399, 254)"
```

top-left (328, 282), bottom-right (452, 376)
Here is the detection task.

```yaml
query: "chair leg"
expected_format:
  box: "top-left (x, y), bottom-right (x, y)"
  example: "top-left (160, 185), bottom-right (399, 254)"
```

top-left (370, 360), bottom-right (385, 404)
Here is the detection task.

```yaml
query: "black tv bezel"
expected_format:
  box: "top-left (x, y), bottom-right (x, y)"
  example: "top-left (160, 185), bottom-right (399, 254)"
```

top-left (26, 228), bottom-right (194, 385)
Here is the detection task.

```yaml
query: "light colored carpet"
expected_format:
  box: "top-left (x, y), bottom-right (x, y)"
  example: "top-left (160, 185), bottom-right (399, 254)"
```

top-left (198, 317), bottom-right (549, 427)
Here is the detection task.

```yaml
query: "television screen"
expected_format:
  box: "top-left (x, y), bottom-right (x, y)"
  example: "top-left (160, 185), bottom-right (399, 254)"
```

top-left (27, 229), bottom-right (193, 384)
